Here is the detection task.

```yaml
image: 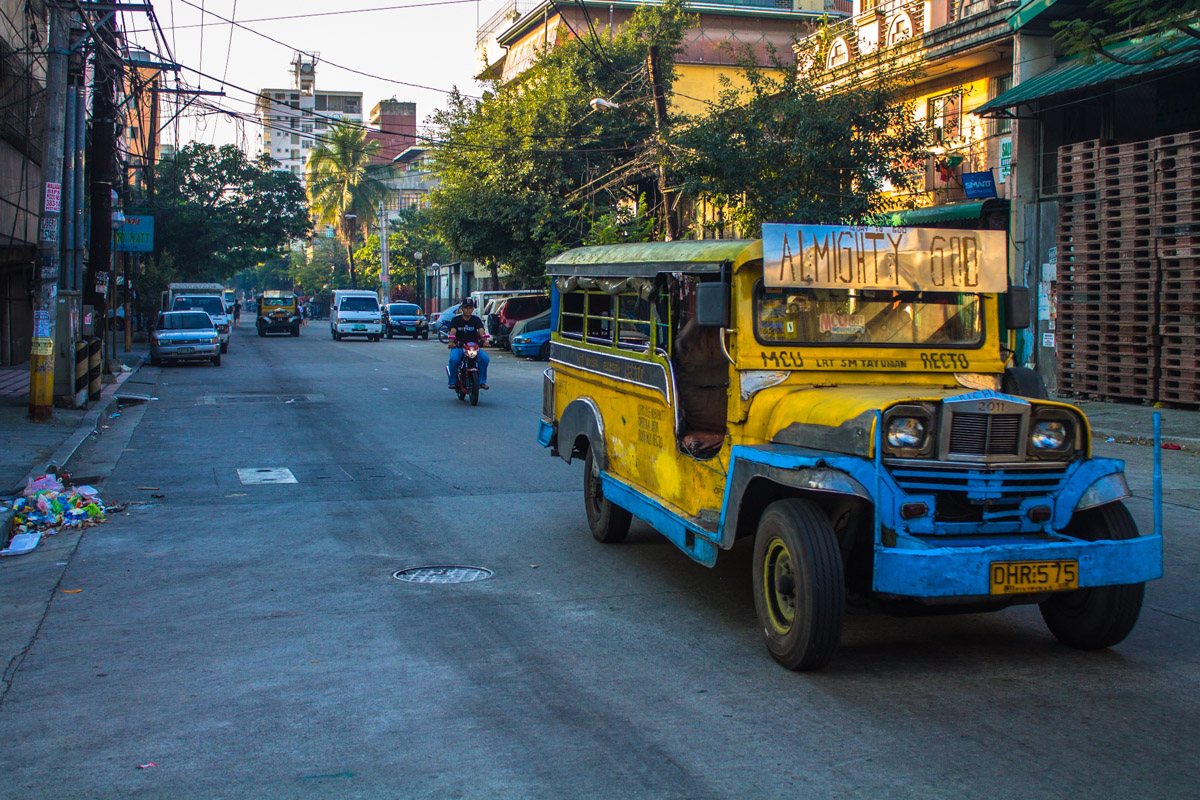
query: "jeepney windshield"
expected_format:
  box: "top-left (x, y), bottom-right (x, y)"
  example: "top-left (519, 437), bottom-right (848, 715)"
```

top-left (263, 297), bottom-right (293, 307)
top-left (755, 286), bottom-right (982, 347)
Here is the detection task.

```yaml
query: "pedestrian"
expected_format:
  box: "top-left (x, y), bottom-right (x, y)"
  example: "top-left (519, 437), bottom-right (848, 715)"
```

top-left (233, 300), bottom-right (241, 328)
top-left (301, 300), bottom-right (308, 326)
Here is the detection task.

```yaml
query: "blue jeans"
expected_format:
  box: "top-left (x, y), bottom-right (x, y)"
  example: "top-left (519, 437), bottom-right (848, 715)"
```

top-left (448, 347), bottom-right (489, 385)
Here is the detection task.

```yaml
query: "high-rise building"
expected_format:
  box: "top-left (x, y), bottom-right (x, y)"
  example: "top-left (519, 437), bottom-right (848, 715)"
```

top-left (255, 53), bottom-right (364, 182)
top-left (366, 99), bottom-right (417, 164)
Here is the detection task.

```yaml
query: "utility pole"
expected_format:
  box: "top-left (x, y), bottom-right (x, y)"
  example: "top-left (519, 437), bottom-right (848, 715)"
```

top-left (29, 5), bottom-right (69, 421)
top-left (87, 14), bottom-right (117, 364)
top-left (647, 45), bottom-right (675, 241)
top-left (379, 202), bottom-right (390, 301)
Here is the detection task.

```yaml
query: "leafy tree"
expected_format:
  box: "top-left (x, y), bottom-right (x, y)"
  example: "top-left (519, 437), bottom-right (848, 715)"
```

top-left (581, 194), bottom-right (655, 245)
top-left (306, 120), bottom-right (389, 289)
top-left (676, 43), bottom-right (929, 236)
top-left (153, 143), bottom-right (311, 279)
top-left (352, 208), bottom-right (451, 299)
top-left (1053, 1), bottom-right (1200, 64)
top-left (429, 0), bottom-right (693, 283)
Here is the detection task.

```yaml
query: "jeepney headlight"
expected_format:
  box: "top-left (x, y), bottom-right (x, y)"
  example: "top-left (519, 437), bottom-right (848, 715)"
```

top-left (887, 417), bottom-right (926, 448)
top-left (1031, 420), bottom-right (1068, 450)
top-left (881, 403), bottom-right (936, 458)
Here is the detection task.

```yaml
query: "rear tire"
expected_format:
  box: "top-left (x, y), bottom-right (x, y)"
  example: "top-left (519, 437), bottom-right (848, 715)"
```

top-left (149, 354), bottom-right (160, 367)
top-left (752, 498), bottom-right (845, 671)
top-left (583, 448), bottom-right (632, 544)
top-left (1002, 366), bottom-right (1048, 399)
top-left (291, 325), bottom-right (300, 337)
top-left (257, 327), bottom-right (266, 337)
top-left (386, 329), bottom-right (393, 339)
top-left (422, 333), bottom-right (429, 340)
top-left (1040, 502), bottom-right (1145, 650)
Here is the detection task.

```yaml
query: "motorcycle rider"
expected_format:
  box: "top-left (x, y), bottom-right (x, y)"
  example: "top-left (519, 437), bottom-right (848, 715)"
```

top-left (447, 298), bottom-right (490, 390)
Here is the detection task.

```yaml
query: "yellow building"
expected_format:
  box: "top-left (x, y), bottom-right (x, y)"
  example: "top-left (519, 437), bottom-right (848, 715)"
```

top-left (480, 0), bottom-right (847, 116)
top-left (802, 0), bottom-right (1021, 225)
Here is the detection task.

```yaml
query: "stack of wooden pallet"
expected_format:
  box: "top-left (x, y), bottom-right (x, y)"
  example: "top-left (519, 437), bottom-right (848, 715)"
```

top-left (1056, 130), bottom-right (1200, 406)
top-left (1155, 131), bottom-right (1200, 405)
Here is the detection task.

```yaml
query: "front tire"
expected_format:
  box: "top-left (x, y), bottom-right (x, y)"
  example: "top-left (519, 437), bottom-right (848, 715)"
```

top-left (257, 326), bottom-right (266, 337)
top-left (1039, 502), bottom-right (1145, 650)
top-left (220, 341), bottom-right (229, 354)
top-left (212, 353), bottom-right (222, 367)
top-left (467, 371), bottom-right (479, 406)
top-left (583, 448), bottom-right (632, 544)
top-left (291, 325), bottom-right (300, 337)
top-left (149, 353), bottom-right (160, 367)
top-left (538, 341), bottom-right (551, 361)
top-left (752, 499), bottom-right (845, 671)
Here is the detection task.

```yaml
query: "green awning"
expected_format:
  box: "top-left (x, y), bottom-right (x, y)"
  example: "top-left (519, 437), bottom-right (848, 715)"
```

top-left (976, 34), bottom-right (1200, 117)
top-left (545, 240), bottom-right (758, 277)
top-left (1006, 0), bottom-right (1061, 31)
top-left (880, 199), bottom-right (1006, 227)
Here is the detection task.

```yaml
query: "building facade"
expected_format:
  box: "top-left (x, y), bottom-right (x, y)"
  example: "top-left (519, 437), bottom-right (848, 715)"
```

top-left (256, 53), bottom-right (364, 180)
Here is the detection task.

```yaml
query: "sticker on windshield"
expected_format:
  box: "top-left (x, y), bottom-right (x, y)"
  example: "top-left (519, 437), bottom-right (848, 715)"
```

top-left (819, 314), bottom-right (865, 335)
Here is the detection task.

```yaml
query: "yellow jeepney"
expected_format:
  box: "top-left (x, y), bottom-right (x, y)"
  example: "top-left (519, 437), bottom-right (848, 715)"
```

top-left (537, 224), bottom-right (1162, 670)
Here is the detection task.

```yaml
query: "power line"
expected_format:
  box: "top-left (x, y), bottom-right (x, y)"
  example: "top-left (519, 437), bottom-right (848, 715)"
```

top-left (126, 0), bottom-right (480, 33)
top-left (175, 0), bottom-right (479, 98)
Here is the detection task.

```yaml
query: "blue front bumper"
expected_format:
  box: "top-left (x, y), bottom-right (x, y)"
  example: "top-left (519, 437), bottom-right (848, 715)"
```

top-left (728, 445), bottom-right (1163, 599)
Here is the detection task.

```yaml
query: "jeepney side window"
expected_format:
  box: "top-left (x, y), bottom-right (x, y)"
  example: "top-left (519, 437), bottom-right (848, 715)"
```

top-left (560, 291), bottom-right (585, 340)
top-left (585, 292), bottom-right (614, 345)
top-left (654, 283), bottom-right (671, 355)
top-left (616, 294), bottom-right (652, 352)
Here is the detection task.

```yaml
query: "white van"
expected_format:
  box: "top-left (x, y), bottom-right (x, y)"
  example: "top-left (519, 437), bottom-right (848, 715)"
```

top-left (331, 289), bottom-right (383, 341)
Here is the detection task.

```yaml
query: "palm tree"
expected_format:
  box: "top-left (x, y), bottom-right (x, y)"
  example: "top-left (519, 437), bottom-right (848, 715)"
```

top-left (305, 120), bottom-right (387, 289)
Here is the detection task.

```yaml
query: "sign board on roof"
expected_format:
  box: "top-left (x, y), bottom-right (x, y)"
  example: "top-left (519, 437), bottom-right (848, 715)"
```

top-left (762, 223), bottom-right (1007, 293)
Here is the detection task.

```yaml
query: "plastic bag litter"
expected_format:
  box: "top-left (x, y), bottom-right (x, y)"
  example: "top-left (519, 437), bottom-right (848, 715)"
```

top-left (6, 475), bottom-right (108, 541)
top-left (24, 474), bottom-right (64, 496)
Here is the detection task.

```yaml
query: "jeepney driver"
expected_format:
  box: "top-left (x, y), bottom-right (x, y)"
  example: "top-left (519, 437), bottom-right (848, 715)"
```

top-left (447, 298), bottom-right (490, 390)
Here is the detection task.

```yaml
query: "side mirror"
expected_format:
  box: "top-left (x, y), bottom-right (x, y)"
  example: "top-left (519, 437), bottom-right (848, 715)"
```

top-left (695, 281), bottom-right (730, 328)
top-left (1005, 286), bottom-right (1031, 330)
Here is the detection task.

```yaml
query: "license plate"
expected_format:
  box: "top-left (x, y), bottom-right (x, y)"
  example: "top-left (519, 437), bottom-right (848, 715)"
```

top-left (176, 347), bottom-right (194, 354)
top-left (353, 325), bottom-right (366, 331)
top-left (990, 560), bottom-right (1078, 594)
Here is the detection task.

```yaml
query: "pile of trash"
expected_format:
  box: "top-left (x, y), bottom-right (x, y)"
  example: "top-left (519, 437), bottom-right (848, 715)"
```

top-left (1, 474), bottom-right (108, 557)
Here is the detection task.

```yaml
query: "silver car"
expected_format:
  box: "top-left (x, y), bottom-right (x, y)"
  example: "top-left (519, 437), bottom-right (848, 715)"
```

top-left (150, 311), bottom-right (222, 367)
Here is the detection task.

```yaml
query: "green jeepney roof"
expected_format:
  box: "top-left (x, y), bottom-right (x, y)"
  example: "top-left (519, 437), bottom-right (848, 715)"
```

top-left (546, 240), bottom-right (759, 278)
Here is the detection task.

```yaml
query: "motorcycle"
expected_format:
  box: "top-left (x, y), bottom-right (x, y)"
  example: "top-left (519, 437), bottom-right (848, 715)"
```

top-left (447, 336), bottom-right (486, 406)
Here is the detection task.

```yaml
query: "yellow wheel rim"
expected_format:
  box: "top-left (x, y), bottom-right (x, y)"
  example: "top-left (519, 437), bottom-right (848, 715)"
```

top-left (763, 537), bottom-right (796, 635)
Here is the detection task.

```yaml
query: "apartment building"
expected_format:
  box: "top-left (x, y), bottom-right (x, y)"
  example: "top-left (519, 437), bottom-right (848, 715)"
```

top-left (255, 53), bottom-right (363, 181)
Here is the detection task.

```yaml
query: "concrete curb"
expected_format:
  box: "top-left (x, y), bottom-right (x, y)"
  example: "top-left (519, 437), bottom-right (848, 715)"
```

top-left (1, 354), bottom-right (146, 547)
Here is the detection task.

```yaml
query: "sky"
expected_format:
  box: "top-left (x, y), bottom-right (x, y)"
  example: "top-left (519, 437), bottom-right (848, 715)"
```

top-left (126, 0), bottom-right (493, 152)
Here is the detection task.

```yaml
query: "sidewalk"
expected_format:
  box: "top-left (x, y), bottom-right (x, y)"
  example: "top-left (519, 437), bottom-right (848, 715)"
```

top-left (1, 345), bottom-right (150, 540)
top-left (1064, 396), bottom-right (1200, 450)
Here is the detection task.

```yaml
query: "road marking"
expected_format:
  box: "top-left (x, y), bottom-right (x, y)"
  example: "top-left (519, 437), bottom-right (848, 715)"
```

top-left (236, 467), bottom-right (297, 485)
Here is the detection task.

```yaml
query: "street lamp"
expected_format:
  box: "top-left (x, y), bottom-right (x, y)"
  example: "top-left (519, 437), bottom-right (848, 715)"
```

top-left (413, 251), bottom-right (423, 309)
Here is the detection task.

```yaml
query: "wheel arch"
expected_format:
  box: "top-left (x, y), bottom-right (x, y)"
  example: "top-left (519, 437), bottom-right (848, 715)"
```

top-left (723, 461), bottom-right (872, 551)
top-left (558, 397), bottom-right (605, 468)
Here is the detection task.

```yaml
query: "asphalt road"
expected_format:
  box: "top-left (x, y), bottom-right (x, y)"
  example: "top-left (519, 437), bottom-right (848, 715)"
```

top-left (1, 322), bottom-right (1197, 799)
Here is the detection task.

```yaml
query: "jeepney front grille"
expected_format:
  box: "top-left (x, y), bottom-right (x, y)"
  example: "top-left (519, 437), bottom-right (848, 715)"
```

top-left (948, 413), bottom-right (1022, 456)
top-left (889, 465), bottom-right (1069, 523)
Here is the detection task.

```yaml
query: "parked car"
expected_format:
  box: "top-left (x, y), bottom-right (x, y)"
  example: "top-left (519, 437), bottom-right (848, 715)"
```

top-left (383, 302), bottom-right (429, 339)
top-left (149, 311), bottom-right (222, 367)
top-left (495, 294), bottom-right (550, 349)
top-left (511, 327), bottom-right (552, 360)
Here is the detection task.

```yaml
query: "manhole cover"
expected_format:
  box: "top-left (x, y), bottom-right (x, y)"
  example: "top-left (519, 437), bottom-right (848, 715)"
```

top-left (236, 467), bottom-right (297, 485)
top-left (393, 566), bottom-right (493, 584)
